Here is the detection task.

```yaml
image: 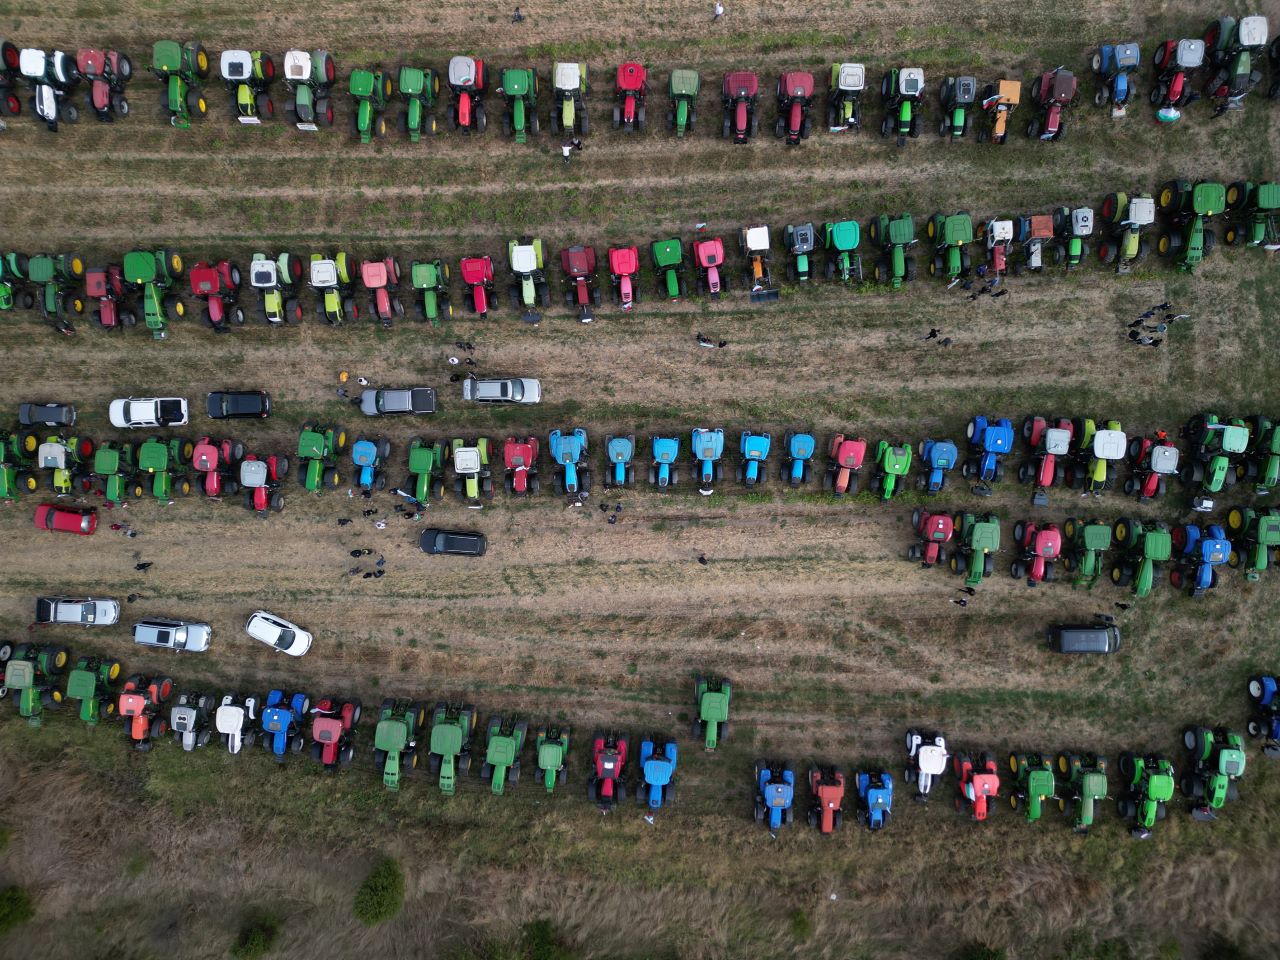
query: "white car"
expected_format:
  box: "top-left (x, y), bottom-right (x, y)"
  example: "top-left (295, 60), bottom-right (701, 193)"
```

top-left (34, 596), bottom-right (120, 626)
top-left (462, 377), bottom-right (542, 405)
top-left (133, 617), bottom-right (211, 653)
top-left (109, 396), bottom-right (189, 429)
top-left (245, 610), bottom-right (313, 657)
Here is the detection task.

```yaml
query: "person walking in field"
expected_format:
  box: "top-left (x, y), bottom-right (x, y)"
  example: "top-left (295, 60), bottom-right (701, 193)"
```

top-left (713, 2), bottom-right (724, 20)
top-left (561, 141), bottom-right (573, 164)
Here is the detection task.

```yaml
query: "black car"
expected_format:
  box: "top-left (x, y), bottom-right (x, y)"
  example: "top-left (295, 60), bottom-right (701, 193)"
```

top-left (206, 390), bottom-right (271, 420)
top-left (18, 402), bottom-right (76, 428)
top-left (419, 528), bottom-right (487, 556)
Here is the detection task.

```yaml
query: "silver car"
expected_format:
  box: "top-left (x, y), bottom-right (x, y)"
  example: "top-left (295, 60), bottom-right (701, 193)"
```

top-left (461, 377), bottom-right (542, 404)
top-left (35, 596), bottom-right (120, 626)
top-left (132, 617), bottom-right (211, 653)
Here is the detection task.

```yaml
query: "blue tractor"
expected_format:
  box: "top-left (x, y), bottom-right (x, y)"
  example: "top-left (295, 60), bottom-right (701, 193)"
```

top-left (548, 428), bottom-right (591, 495)
top-left (1170, 523), bottom-right (1230, 597)
top-left (738, 431), bottom-right (771, 486)
top-left (691, 427), bottom-right (725, 494)
top-left (649, 436), bottom-right (680, 488)
top-left (1246, 675), bottom-right (1280, 757)
top-left (1092, 42), bottom-right (1140, 117)
top-left (351, 436), bottom-right (390, 491)
top-left (261, 689), bottom-right (311, 762)
top-left (753, 760), bottom-right (796, 833)
top-left (917, 438), bottom-right (959, 493)
top-left (637, 736), bottom-right (677, 808)
top-left (962, 415), bottom-right (1014, 489)
top-left (781, 431), bottom-right (816, 486)
top-left (855, 770), bottom-right (893, 830)
top-left (604, 434), bottom-right (635, 487)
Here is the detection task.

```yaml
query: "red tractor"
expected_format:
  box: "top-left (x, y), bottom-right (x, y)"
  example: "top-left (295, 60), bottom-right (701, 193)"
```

top-left (240, 452), bottom-right (288, 515)
top-left (76, 48), bottom-right (131, 122)
top-left (721, 70), bottom-right (759, 143)
top-left (1151, 39), bottom-right (1204, 122)
top-left (907, 509), bottom-right (954, 568)
top-left (189, 260), bottom-right (244, 331)
top-left (1019, 415), bottom-right (1074, 505)
top-left (1026, 68), bottom-right (1076, 141)
top-left (503, 436), bottom-right (540, 495)
top-left (85, 264), bottom-right (132, 330)
top-left (954, 750), bottom-right (1000, 820)
top-left (608, 246), bottom-right (640, 311)
top-left (446, 55), bottom-right (486, 133)
top-left (824, 433), bottom-right (867, 495)
top-left (309, 696), bottom-right (361, 770)
top-left (1125, 431), bottom-right (1179, 501)
top-left (588, 729), bottom-right (628, 810)
top-left (1011, 520), bottom-right (1062, 585)
top-left (613, 62), bottom-right (647, 131)
top-left (120, 674), bottom-right (173, 752)
top-left (459, 256), bottom-right (496, 316)
top-left (693, 237), bottom-right (728, 298)
top-left (191, 437), bottom-right (245, 498)
top-left (775, 70), bottom-right (814, 145)
top-left (361, 257), bottom-right (404, 328)
top-left (807, 765), bottom-right (845, 833)
top-left (560, 245), bottom-right (600, 323)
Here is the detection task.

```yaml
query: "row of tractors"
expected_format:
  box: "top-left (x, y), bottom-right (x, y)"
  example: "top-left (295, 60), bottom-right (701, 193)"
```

top-left (3, 18), bottom-right (1276, 136)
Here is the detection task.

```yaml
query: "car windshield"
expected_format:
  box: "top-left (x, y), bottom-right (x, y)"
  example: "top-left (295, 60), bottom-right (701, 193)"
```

top-left (36, 599), bottom-right (54, 620)
top-left (274, 629), bottom-right (295, 649)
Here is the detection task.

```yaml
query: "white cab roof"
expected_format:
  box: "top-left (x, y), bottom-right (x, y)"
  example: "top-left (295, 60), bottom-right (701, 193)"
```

top-left (1093, 429), bottom-right (1127, 461)
top-left (1044, 428), bottom-right (1072, 456)
top-left (837, 63), bottom-right (865, 91)
top-left (284, 50), bottom-right (311, 81)
top-left (743, 225), bottom-right (770, 251)
top-left (510, 244), bottom-right (538, 273)
top-left (310, 259), bottom-right (338, 287)
top-left (553, 61), bottom-right (580, 90)
top-left (899, 68), bottom-right (925, 96)
top-left (220, 50), bottom-right (252, 81)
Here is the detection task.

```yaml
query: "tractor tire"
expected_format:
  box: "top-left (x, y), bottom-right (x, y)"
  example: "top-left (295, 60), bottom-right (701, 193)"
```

top-left (1026, 118), bottom-right (1040, 139)
top-left (636, 106), bottom-right (645, 132)
top-left (1202, 230), bottom-right (1215, 257)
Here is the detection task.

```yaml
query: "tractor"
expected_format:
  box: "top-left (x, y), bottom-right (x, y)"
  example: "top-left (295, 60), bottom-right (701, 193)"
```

top-left (1057, 753), bottom-right (1108, 834)
top-left (783, 222), bottom-right (817, 282)
top-left (84, 263), bottom-right (132, 330)
top-left (1091, 42), bottom-right (1140, 117)
top-left (549, 61), bottom-right (587, 135)
top-left (1223, 180), bottom-right (1280, 250)
top-left (119, 674), bottom-right (173, 751)
top-left (1117, 752), bottom-right (1175, 839)
top-left (1202, 15), bottom-right (1268, 112)
top-left (1010, 520), bottom-right (1062, 586)
top-left (3, 644), bottom-right (68, 725)
top-left (76, 48), bottom-right (132, 122)
top-left (1180, 412), bottom-right (1248, 500)
top-left (351, 436), bottom-right (391, 492)
top-left (868, 213), bottom-right (918, 287)
top-left (926, 212), bottom-right (974, 280)
top-left (807, 766), bottom-right (846, 832)
top-left (151, 40), bottom-right (208, 129)
top-left (1239, 416), bottom-right (1280, 492)
top-left (65, 656), bottom-right (122, 726)
top-left (0, 429), bottom-right (39, 502)
top-left (949, 512), bottom-right (1002, 589)
top-left (649, 435), bottom-right (679, 489)
top-left (373, 699), bottom-right (427, 790)
top-left (754, 761), bottom-right (796, 833)
top-left (1169, 522), bottom-right (1231, 597)
top-left (1150, 38), bottom-right (1203, 123)
top-left (1181, 726), bottom-right (1246, 820)
top-left (191, 436), bottom-right (244, 499)
top-left (0, 43), bottom-right (17, 119)
top-left (1011, 214), bottom-right (1055, 274)
top-left (608, 246), bottom-right (641, 310)
top-left (296, 422), bottom-right (346, 493)
top-left (650, 238), bottom-right (686, 301)
top-left (239, 453), bottom-right (288, 515)
top-left (309, 252), bottom-right (359, 324)
top-left (1065, 419), bottom-right (1126, 497)
top-left (428, 701), bottom-right (478, 796)
top-left (450, 437), bottom-right (493, 506)
top-left (825, 433), bottom-right (867, 495)
top-left (855, 771), bottom-right (893, 830)
top-left (872, 440), bottom-right (912, 500)
top-left (171, 692), bottom-right (216, 751)
top-left (411, 258), bottom-right (451, 324)
top-left (954, 749), bottom-right (1000, 821)
top-left (36, 435), bottom-right (95, 497)
top-left (589, 731), bottom-right (628, 810)
top-left (691, 427), bottom-right (725, 494)
top-left (361, 257), bottom-right (404, 328)
top-left (1125, 431), bottom-right (1179, 500)
top-left (397, 64), bottom-right (439, 141)
top-left (827, 62), bottom-right (865, 130)
top-left (188, 260), bottom-right (243, 331)
top-left (459, 256), bottom-right (496, 316)
top-left (282, 49), bottom-right (335, 130)
top-left (535, 725), bottom-right (571, 792)
top-left (498, 66), bottom-right (538, 143)
top-left (122, 248), bottom-right (185, 340)
top-left (1098, 192), bottom-right (1155, 273)
top-left (1247, 676), bottom-right (1280, 755)
top-left (879, 67), bottom-right (925, 145)
top-left (407, 439), bottom-right (447, 502)
top-left (446, 56), bottom-right (486, 132)
top-left (775, 70), bottom-right (814, 145)
top-left (692, 236), bottom-right (728, 299)
top-left (1061, 517), bottom-right (1112, 589)
top-left (637, 736), bottom-right (678, 809)
top-left (963, 415), bottom-right (1015, 489)
top-left (482, 716), bottom-right (528, 795)
top-left (604, 435), bottom-right (636, 488)
top-left (17, 47), bottom-right (80, 133)
top-left (1156, 179), bottom-right (1225, 273)
top-left (1227, 509), bottom-right (1280, 582)
top-left (349, 67), bottom-right (392, 142)
top-left (91, 442), bottom-right (136, 505)
top-left (692, 676), bottom-right (731, 750)
top-left (1050, 206), bottom-right (1093, 269)
top-left (740, 224), bottom-right (777, 302)
top-left (560, 244), bottom-right (600, 322)
top-left (781, 431), bottom-right (816, 487)
top-left (667, 68), bottom-right (700, 136)
top-left (1019, 414), bottom-right (1073, 505)
top-left (1027, 67), bottom-right (1076, 140)
top-left (508, 237), bottom-right (550, 324)
top-left (220, 49), bottom-right (275, 125)
top-left (738, 431), bottom-right (771, 486)
top-left (26, 253), bottom-right (86, 324)
top-left (613, 61), bottom-right (647, 131)
top-left (916, 438), bottom-right (959, 494)
top-left (977, 79), bottom-right (1020, 143)
top-left (133, 437), bottom-right (193, 501)
top-left (261, 690), bottom-right (310, 762)
top-left (1110, 518), bottom-right (1172, 598)
top-left (1007, 753), bottom-right (1056, 822)
top-left (907, 509), bottom-right (954, 569)
top-left (503, 436), bottom-right (540, 496)
top-left (309, 696), bottom-right (360, 771)
top-left (215, 694), bottom-right (260, 755)
top-left (905, 730), bottom-right (949, 801)
top-left (721, 70), bottom-right (759, 143)
top-left (937, 75), bottom-right (976, 138)
top-left (249, 253), bottom-right (304, 324)
top-left (548, 428), bottom-right (590, 495)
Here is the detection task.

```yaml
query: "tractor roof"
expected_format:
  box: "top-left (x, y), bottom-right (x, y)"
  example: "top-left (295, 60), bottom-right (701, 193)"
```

top-left (1143, 530), bottom-right (1173, 561)
top-left (398, 65), bottom-right (425, 94)
top-left (723, 70), bottom-right (759, 96)
top-left (1024, 215), bottom-right (1054, 240)
top-left (1027, 769), bottom-right (1055, 793)
top-left (970, 520), bottom-right (1001, 552)
top-left (1218, 747), bottom-right (1247, 777)
top-left (741, 432), bottom-right (770, 459)
top-left (1080, 770), bottom-right (1108, 797)
top-left (360, 260), bottom-right (389, 288)
top-left (453, 446), bottom-right (482, 474)
top-left (826, 220), bottom-right (859, 249)
top-left (297, 429), bottom-right (327, 458)
top-left (616, 61), bottom-right (646, 91)
top-left (742, 225), bottom-right (770, 252)
top-left (835, 63), bottom-right (865, 91)
top-left (694, 238), bottom-right (724, 265)
top-left (137, 439), bottom-right (169, 471)
top-left (351, 439), bottom-right (378, 466)
top-left (189, 264), bottom-right (221, 294)
top-left (1257, 515), bottom-right (1280, 545)
top-left (487, 733), bottom-right (519, 764)
top-left (699, 689), bottom-right (730, 721)
top-left (94, 447), bottom-right (120, 473)
top-left (313, 716), bottom-right (344, 743)
top-left (1175, 39), bottom-right (1205, 69)
top-left (538, 740), bottom-right (566, 765)
top-left (1127, 197), bottom-right (1157, 226)
top-left (191, 441), bottom-right (219, 471)
top-left (284, 49), bottom-right (311, 81)
top-left (4, 660), bottom-right (34, 689)
top-left (1191, 182), bottom-right (1227, 216)
top-left (448, 56), bottom-right (478, 88)
top-left (26, 256), bottom-right (54, 283)
top-left (503, 437), bottom-right (536, 468)
top-left (651, 238), bottom-right (683, 265)
top-left (1237, 16), bottom-right (1268, 48)
top-left (1147, 771), bottom-right (1175, 801)
top-left (898, 68), bottom-right (925, 95)
top-left (1113, 43), bottom-right (1141, 67)
top-left (220, 50), bottom-right (252, 81)
top-left (1048, 69), bottom-right (1076, 102)
top-left (924, 514), bottom-right (953, 541)
top-left (501, 68), bottom-right (531, 95)
top-left (941, 214), bottom-right (974, 244)
top-left (986, 220), bottom-right (1014, 243)
top-left (1257, 183), bottom-right (1280, 210)
top-left (348, 69), bottom-right (376, 97)
top-left (1069, 207), bottom-right (1094, 236)
top-left (887, 216), bottom-right (915, 245)
top-left (1044, 428), bottom-right (1072, 455)
top-left (152, 40), bottom-right (182, 71)
top-left (789, 433), bottom-right (817, 458)
top-left (1093, 429), bottom-right (1127, 461)
top-left (1032, 527), bottom-right (1062, 555)
top-left (692, 428), bottom-right (725, 459)
top-left (239, 459), bottom-right (268, 487)
top-left (553, 61), bottom-right (583, 91)
top-left (37, 442), bottom-right (66, 469)
top-left (250, 259), bottom-right (277, 288)
top-left (66, 667), bottom-right (98, 700)
top-left (431, 722), bottom-right (463, 754)
top-left (1081, 524), bottom-right (1112, 551)
top-left (653, 436), bottom-right (679, 462)
top-left (669, 69), bottom-right (700, 97)
top-left (310, 259), bottom-right (338, 287)
top-left (952, 76), bottom-right (978, 104)
top-left (374, 717), bottom-right (408, 752)
top-left (1150, 445), bottom-right (1180, 474)
top-left (993, 79), bottom-right (1021, 104)
top-left (1222, 424), bottom-right (1250, 453)
top-left (916, 743), bottom-right (948, 774)
top-left (409, 442), bottom-right (441, 473)
top-left (122, 251), bottom-right (159, 283)
top-left (510, 243), bottom-right (539, 273)
top-left (458, 256), bottom-right (492, 284)
top-left (779, 71), bottom-right (814, 98)
top-left (410, 260), bottom-right (442, 287)
top-left (787, 222), bottom-right (816, 252)
top-left (608, 246), bottom-right (639, 273)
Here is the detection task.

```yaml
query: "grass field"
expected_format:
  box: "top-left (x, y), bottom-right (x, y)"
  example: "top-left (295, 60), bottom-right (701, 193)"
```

top-left (2, 2), bottom-right (1280, 958)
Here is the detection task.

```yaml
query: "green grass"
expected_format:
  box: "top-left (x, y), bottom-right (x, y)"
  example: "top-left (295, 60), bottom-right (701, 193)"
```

top-left (0, 886), bottom-right (34, 937)
top-left (353, 857), bottom-right (405, 926)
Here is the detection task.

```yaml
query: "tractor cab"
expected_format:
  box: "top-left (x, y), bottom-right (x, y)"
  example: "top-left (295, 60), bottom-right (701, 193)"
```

top-left (828, 62), bottom-right (865, 130)
top-left (906, 731), bottom-right (949, 799)
top-left (740, 224), bottom-right (777, 301)
top-left (980, 79), bottom-right (1021, 143)
top-left (755, 763), bottom-right (796, 832)
top-left (739, 431), bottom-right (771, 486)
top-left (502, 436), bottom-right (539, 495)
top-left (693, 237), bottom-right (727, 298)
top-left (614, 61), bottom-right (648, 132)
top-left (784, 222), bottom-right (816, 282)
top-left (776, 70), bottom-right (815, 145)
top-left (896, 67), bottom-right (924, 98)
top-left (984, 219), bottom-right (1015, 276)
top-left (722, 70), bottom-right (760, 144)
top-left (607, 246), bottom-right (640, 310)
top-left (282, 50), bottom-right (335, 130)
top-left (551, 61), bottom-right (586, 135)
top-left (548, 428), bottom-right (589, 495)
top-left (691, 428), bottom-right (725, 494)
top-left (1014, 215), bottom-right (1055, 270)
top-left (604, 434), bottom-right (635, 487)
top-left (667, 68), bottom-right (701, 137)
top-left (856, 771), bottom-right (893, 830)
top-left (448, 56), bottom-right (482, 93)
top-left (783, 431), bottom-right (816, 487)
top-left (240, 458), bottom-right (277, 513)
top-left (650, 436), bottom-right (680, 488)
top-left (640, 738), bottom-right (678, 808)
top-left (447, 56), bottom-right (486, 132)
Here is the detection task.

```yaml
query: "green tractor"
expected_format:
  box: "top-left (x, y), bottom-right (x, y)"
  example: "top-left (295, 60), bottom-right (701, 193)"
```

top-left (410, 259), bottom-right (451, 324)
top-left (1156, 179), bottom-right (1225, 273)
top-left (65, 655), bottom-right (123, 726)
top-left (872, 440), bottom-right (912, 500)
top-left (868, 213), bottom-right (918, 288)
top-left (297, 423), bottom-right (346, 492)
top-left (949, 512), bottom-right (1001, 589)
top-left (1223, 180), bottom-right (1279, 250)
top-left (37, 435), bottom-right (96, 496)
top-left (122, 249), bottom-right (185, 340)
top-left (372, 698), bottom-right (427, 790)
top-left (1181, 412), bottom-right (1249, 497)
top-left (1239, 416), bottom-right (1280, 493)
top-left (133, 437), bottom-right (193, 501)
top-left (152, 40), bottom-right (209, 129)
top-left (1116, 751), bottom-right (1175, 839)
top-left (1097, 192), bottom-right (1155, 274)
top-left (650, 238), bottom-right (686, 301)
top-left (507, 237), bottom-right (550, 324)
top-left (1061, 517), bottom-right (1112, 589)
top-left (535, 724), bottom-right (571, 792)
top-left (26, 253), bottom-right (86, 323)
top-left (1056, 752), bottom-right (1108, 834)
top-left (349, 67), bottom-right (393, 143)
top-left (1226, 507), bottom-right (1280, 582)
top-left (926, 212), bottom-right (974, 280)
top-left (822, 220), bottom-right (862, 281)
top-left (692, 676), bottom-right (731, 750)
top-left (397, 65), bottom-right (439, 141)
top-left (549, 61), bottom-right (588, 134)
top-left (481, 715), bottom-right (528, 795)
top-left (92, 442), bottom-right (137, 504)
top-left (1007, 752), bottom-right (1056, 823)
top-left (0, 252), bottom-right (34, 312)
top-left (1181, 726), bottom-right (1246, 821)
top-left (499, 67), bottom-right (539, 143)
top-left (1109, 517), bottom-right (1172, 598)
top-left (3, 644), bottom-right (69, 726)
top-left (449, 437), bottom-right (493, 506)
top-left (427, 701), bottom-right (477, 796)
top-left (667, 68), bottom-right (701, 136)
top-left (407, 439), bottom-right (446, 503)
top-left (0, 430), bottom-right (40, 501)
top-left (309, 252), bottom-right (359, 325)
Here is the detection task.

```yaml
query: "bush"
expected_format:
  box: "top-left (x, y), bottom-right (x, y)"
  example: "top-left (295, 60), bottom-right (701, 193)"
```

top-left (789, 908), bottom-right (813, 943)
top-left (520, 920), bottom-right (575, 960)
top-left (952, 946), bottom-right (1007, 960)
top-left (353, 857), bottom-right (405, 926)
top-left (231, 911), bottom-right (282, 959)
top-left (0, 886), bottom-right (33, 936)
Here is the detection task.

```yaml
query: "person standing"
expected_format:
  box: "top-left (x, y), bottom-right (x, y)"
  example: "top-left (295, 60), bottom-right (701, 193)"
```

top-left (713, 1), bottom-right (724, 20)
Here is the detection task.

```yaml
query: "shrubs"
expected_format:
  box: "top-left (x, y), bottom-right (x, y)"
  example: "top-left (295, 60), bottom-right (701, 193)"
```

top-left (0, 886), bottom-right (33, 936)
top-left (353, 857), bottom-right (405, 926)
top-left (231, 911), bottom-right (282, 959)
